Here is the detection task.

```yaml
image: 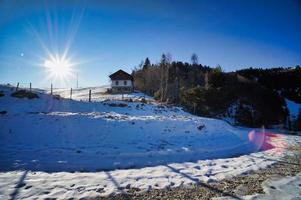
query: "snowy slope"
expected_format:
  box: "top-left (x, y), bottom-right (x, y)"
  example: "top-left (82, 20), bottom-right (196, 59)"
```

top-left (0, 85), bottom-right (300, 198)
top-left (51, 86), bottom-right (152, 102)
top-left (286, 98), bottom-right (301, 120)
top-left (0, 85), bottom-right (257, 172)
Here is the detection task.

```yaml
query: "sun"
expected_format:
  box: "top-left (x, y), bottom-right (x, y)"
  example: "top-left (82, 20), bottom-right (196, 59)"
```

top-left (44, 56), bottom-right (73, 79)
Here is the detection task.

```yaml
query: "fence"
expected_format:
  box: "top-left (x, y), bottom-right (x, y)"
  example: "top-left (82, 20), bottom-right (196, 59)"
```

top-left (5, 82), bottom-right (32, 91)
top-left (5, 82), bottom-right (149, 103)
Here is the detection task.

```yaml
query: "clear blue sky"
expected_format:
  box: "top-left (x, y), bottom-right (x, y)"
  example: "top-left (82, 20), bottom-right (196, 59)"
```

top-left (0, 0), bottom-right (301, 88)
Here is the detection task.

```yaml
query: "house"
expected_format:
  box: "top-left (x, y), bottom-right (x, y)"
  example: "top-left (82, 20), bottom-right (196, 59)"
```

top-left (109, 69), bottom-right (134, 93)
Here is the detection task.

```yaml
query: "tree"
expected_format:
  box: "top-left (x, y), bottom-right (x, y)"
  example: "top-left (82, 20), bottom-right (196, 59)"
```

top-left (204, 72), bottom-right (209, 90)
top-left (191, 53), bottom-right (198, 65)
top-left (158, 53), bottom-right (173, 102)
top-left (213, 65), bottom-right (222, 73)
top-left (209, 65), bottom-right (225, 88)
top-left (164, 53), bottom-right (172, 102)
top-left (295, 109), bottom-right (301, 131)
top-left (160, 54), bottom-right (167, 102)
top-left (235, 103), bottom-right (254, 127)
top-left (174, 65), bottom-right (180, 103)
top-left (143, 57), bottom-right (151, 70)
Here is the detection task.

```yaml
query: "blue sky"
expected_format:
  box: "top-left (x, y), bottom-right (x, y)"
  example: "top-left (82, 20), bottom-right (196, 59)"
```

top-left (0, 0), bottom-right (301, 88)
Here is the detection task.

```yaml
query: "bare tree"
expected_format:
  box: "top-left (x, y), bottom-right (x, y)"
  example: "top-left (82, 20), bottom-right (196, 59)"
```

top-left (132, 61), bottom-right (146, 92)
top-left (160, 54), bottom-right (167, 102)
top-left (174, 64), bottom-right (180, 103)
top-left (164, 53), bottom-right (172, 102)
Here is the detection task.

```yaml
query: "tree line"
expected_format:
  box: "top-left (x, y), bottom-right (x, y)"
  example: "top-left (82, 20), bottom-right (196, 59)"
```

top-left (132, 54), bottom-right (301, 131)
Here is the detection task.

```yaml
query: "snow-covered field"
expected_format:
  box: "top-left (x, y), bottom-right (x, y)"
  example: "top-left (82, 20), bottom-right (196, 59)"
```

top-left (0, 85), bottom-right (300, 199)
top-left (51, 85), bottom-right (152, 102)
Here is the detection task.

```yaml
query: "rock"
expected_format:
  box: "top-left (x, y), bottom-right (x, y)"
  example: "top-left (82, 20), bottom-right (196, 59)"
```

top-left (0, 110), bottom-right (7, 115)
top-left (11, 90), bottom-right (39, 99)
top-left (197, 125), bottom-right (205, 131)
top-left (107, 103), bottom-right (128, 107)
top-left (234, 184), bottom-right (250, 196)
top-left (25, 185), bottom-right (32, 189)
top-left (96, 188), bottom-right (104, 193)
top-left (52, 94), bottom-right (62, 100)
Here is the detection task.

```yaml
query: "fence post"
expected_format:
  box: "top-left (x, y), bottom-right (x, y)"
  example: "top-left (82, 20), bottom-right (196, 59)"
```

top-left (70, 88), bottom-right (72, 99)
top-left (89, 89), bottom-right (91, 102)
top-left (16, 82), bottom-right (19, 91)
top-left (50, 83), bottom-right (53, 95)
top-left (30, 82), bottom-right (32, 91)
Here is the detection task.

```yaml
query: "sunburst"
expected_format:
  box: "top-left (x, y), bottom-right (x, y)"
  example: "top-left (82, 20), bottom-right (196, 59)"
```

top-left (44, 55), bottom-right (74, 80)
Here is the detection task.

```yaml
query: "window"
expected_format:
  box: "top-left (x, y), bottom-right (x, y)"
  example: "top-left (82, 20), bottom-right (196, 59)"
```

top-left (124, 81), bottom-right (127, 85)
top-left (115, 81), bottom-right (119, 85)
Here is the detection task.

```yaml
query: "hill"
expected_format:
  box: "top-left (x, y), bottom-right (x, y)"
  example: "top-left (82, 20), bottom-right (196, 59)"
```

top-left (132, 57), bottom-right (301, 130)
top-left (0, 85), bottom-right (300, 198)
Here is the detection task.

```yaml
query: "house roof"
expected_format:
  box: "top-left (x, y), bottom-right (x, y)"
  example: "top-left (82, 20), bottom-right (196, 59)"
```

top-left (109, 69), bottom-right (133, 81)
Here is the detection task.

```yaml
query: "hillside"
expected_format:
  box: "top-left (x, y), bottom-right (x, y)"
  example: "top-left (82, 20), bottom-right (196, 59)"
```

top-left (0, 85), bottom-right (300, 198)
top-left (0, 85), bottom-right (258, 171)
top-left (133, 58), bottom-right (301, 130)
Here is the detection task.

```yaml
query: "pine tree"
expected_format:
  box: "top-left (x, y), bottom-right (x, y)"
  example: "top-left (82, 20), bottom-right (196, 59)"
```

top-left (191, 53), bottom-right (198, 65)
top-left (143, 57), bottom-right (151, 70)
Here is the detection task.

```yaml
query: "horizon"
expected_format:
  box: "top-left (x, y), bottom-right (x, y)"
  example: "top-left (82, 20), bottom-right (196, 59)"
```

top-left (1, 0), bottom-right (301, 88)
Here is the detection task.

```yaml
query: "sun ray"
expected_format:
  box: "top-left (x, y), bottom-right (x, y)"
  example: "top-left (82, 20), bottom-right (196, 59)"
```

top-left (23, 2), bottom-right (88, 88)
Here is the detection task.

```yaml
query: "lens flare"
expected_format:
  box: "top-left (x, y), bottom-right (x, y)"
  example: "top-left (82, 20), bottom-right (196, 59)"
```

top-left (248, 129), bottom-right (288, 155)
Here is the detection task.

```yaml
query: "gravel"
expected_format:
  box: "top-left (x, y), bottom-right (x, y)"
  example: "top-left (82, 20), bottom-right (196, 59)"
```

top-left (97, 146), bottom-right (301, 200)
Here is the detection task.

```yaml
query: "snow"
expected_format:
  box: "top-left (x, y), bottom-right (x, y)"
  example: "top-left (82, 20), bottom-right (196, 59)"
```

top-left (218, 173), bottom-right (301, 200)
top-left (285, 98), bottom-right (301, 120)
top-left (247, 173), bottom-right (301, 200)
top-left (0, 85), bottom-right (300, 199)
top-left (51, 86), bottom-right (152, 102)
